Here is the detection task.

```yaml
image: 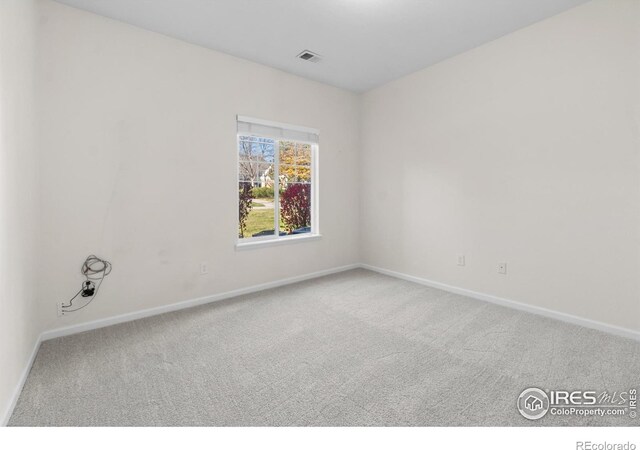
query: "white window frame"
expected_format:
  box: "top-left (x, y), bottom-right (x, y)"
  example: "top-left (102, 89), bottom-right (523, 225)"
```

top-left (236, 116), bottom-right (320, 250)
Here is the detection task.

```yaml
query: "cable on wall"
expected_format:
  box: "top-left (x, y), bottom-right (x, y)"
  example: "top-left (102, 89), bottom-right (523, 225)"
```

top-left (61, 255), bottom-right (112, 313)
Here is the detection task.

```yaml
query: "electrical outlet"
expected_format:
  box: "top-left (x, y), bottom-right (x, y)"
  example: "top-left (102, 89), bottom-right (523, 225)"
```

top-left (498, 262), bottom-right (507, 275)
top-left (457, 255), bottom-right (465, 266)
top-left (200, 262), bottom-right (209, 275)
top-left (57, 302), bottom-right (65, 317)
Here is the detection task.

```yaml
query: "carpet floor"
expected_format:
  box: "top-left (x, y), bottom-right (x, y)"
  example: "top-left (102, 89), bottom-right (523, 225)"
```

top-left (9, 269), bottom-right (640, 426)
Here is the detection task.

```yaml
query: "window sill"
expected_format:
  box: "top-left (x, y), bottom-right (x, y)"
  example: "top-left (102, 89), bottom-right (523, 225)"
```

top-left (235, 234), bottom-right (322, 251)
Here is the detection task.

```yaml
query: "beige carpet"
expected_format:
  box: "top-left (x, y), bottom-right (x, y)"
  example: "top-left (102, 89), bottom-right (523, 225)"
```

top-left (9, 269), bottom-right (640, 426)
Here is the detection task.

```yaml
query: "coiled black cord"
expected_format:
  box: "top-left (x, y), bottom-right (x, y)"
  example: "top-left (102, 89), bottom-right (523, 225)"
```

top-left (62, 255), bottom-right (112, 313)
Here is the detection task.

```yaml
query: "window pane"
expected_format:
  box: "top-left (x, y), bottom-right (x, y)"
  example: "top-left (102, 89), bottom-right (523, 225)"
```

top-left (279, 141), bottom-right (311, 166)
top-left (239, 144), bottom-right (276, 238)
top-left (296, 165), bottom-right (311, 182)
top-left (296, 143), bottom-right (312, 166)
top-left (245, 198), bottom-right (275, 238)
top-left (279, 165), bottom-right (310, 183)
top-left (279, 182), bottom-right (311, 235)
top-left (239, 181), bottom-right (275, 239)
top-left (279, 141), bottom-right (296, 166)
top-left (239, 135), bottom-right (275, 164)
top-left (255, 162), bottom-right (275, 190)
top-left (238, 160), bottom-right (261, 184)
top-left (279, 164), bottom-right (296, 184)
top-left (278, 141), bottom-right (312, 235)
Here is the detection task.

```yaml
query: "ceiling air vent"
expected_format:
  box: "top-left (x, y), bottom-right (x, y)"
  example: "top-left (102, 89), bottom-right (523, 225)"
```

top-left (297, 50), bottom-right (321, 63)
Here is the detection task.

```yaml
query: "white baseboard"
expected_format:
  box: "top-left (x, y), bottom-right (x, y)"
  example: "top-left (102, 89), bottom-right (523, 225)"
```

top-left (361, 264), bottom-right (640, 342)
top-left (41, 263), bottom-right (360, 342)
top-left (1, 334), bottom-right (42, 427)
top-left (0, 264), bottom-right (358, 427)
top-left (5, 261), bottom-right (639, 427)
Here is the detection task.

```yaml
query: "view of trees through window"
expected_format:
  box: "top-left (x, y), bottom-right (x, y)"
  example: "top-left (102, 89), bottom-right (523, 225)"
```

top-left (238, 135), bottom-right (313, 239)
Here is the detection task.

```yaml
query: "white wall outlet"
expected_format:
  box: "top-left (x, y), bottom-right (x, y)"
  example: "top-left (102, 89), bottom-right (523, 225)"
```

top-left (457, 255), bottom-right (465, 266)
top-left (498, 262), bottom-right (507, 274)
top-left (57, 302), bottom-right (65, 317)
top-left (200, 262), bottom-right (209, 275)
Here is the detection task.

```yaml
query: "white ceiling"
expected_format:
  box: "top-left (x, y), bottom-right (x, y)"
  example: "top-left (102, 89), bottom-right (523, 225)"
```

top-left (53, 0), bottom-right (589, 92)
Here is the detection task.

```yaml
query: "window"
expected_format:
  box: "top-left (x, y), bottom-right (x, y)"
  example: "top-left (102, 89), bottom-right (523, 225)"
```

top-left (237, 116), bottom-right (319, 247)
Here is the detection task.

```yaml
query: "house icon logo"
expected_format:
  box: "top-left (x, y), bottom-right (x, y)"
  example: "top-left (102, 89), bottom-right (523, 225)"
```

top-left (517, 388), bottom-right (550, 420)
top-left (525, 395), bottom-right (543, 411)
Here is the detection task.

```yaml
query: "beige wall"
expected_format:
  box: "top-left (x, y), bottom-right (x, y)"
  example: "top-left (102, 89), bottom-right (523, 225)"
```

top-left (361, 0), bottom-right (640, 332)
top-left (0, 0), bottom-right (40, 425)
top-left (36, 1), bottom-right (361, 332)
